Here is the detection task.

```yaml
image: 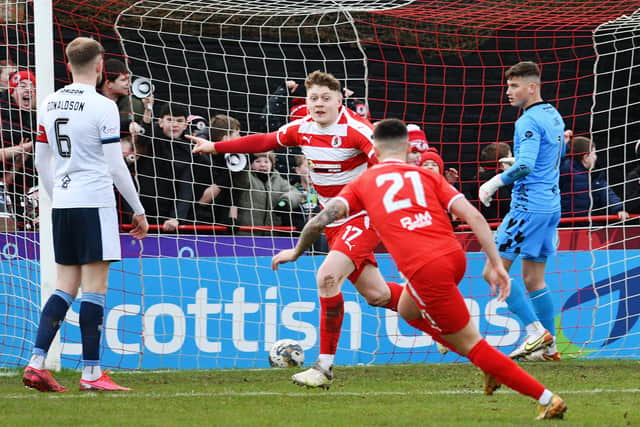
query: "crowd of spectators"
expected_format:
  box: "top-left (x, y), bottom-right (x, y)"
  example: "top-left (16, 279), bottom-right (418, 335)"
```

top-left (0, 61), bottom-right (636, 235)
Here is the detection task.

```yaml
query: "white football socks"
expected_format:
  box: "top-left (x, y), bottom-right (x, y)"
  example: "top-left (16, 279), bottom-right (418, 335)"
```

top-left (525, 321), bottom-right (546, 337)
top-left (538, 389), bottom-right (553, 406)
top-left (81, 365), bottom-right (102, 382)
top-left (317, 354), bottom-right (334, 372)
top-left (28, 354), bottom-right (45, 370)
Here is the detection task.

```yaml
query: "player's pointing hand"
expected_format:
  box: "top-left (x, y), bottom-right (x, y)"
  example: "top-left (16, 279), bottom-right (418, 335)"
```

top-left (186, 134), bottom-right (217, 154)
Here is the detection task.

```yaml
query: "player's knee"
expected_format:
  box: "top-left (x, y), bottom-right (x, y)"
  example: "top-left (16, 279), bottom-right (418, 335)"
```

top-left (522, 272), bottom-right (545, 291)
top-left (362, 288), bottom-right (389, 307)
top-left (316, 269), bottom-right (341, 295)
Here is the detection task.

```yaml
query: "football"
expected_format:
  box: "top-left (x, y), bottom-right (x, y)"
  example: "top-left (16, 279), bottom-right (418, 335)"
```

top-left (268, 339), bottom-right (304, 368)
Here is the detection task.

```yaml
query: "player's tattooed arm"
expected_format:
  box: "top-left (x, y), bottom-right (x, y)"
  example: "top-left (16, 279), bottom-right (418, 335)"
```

top-left (272, 200), bottom-right (347, 269)
top-left (294, 200), bottom-right (347, 256)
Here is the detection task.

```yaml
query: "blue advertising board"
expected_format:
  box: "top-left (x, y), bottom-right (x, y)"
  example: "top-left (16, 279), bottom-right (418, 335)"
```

top-left (1, 232), bottom-right (639, 369)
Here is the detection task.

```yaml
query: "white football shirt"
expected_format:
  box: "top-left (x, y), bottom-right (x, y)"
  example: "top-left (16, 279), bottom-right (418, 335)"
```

top-left (37, 83), bottom-right (141, 212)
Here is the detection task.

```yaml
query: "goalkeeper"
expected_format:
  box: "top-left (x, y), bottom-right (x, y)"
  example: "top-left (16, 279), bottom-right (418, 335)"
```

top-left (478, 61), bottom-right (566, 361)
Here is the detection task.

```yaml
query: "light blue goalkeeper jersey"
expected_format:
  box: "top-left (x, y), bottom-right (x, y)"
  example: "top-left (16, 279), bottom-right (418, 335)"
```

top-left (502, 102), bottom-right (566, 213)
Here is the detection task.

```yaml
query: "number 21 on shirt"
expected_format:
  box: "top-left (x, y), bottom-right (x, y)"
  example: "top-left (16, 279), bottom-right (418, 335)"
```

top-left (376, 171), bottom-right (427, 213)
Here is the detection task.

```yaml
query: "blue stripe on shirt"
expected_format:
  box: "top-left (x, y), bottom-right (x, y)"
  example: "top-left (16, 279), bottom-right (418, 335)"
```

top-left (101, 137), bottom-right (120, 144)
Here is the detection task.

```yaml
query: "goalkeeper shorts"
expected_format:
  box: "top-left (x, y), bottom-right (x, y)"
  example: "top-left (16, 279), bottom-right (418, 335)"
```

top-left (495, 209), bottom-right (561, 262)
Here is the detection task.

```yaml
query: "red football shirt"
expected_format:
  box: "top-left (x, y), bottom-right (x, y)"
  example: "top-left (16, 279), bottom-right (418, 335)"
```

top-left (276, 107), bottom-right (374, 207)
top-left (335, 159), bottom-right (464, 280)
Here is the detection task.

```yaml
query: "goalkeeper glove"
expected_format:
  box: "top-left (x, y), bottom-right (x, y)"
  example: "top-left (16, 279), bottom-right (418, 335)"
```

top-left (478, 173), bottom-right (504, 207)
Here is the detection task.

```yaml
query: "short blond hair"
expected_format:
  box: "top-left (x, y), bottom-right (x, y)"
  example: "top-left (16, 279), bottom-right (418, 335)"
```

top-left (305, 70), bottom-right (341, 92)
top-left (66, 37), bottom-right (104, 70)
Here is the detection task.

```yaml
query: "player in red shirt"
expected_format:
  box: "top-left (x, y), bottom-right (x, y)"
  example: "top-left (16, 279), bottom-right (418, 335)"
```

top-left (272, 119), bottom-right (567, 420)
top-left (187, 71), bottom-right (404, 388)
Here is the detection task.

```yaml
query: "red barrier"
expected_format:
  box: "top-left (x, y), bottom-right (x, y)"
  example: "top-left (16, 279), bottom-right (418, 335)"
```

top-left (454, 214), bottom-right (640, 232)
top-left (120, 224), bottom-right (297, 233)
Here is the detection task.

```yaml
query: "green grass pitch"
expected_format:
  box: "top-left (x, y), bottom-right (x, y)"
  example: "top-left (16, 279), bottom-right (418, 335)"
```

top-left (1, 360), bottom-right (638, 426)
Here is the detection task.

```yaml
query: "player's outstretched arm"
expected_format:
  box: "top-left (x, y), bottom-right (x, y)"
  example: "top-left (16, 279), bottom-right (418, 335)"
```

top-left (450, 197), bottom-right (510, 301)
top-left (271, 200), bottom-right (347, 270)
top-left (187, 132), bottom-right (281, 155)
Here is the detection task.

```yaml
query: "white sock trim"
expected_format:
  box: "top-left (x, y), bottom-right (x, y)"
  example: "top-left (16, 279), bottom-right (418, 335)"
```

top-left (525, 321), bottom-right (545, 336)
top-left (81, 365), bottom-right (102, 382)
top-left (317, 354), bottom-right (334, 371)
top-left (538, 389), bottom-right (553, 405)
top-left (28, 354), bottom-right (46, 370)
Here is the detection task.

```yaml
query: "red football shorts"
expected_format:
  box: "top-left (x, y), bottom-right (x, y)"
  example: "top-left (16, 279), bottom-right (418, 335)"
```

top-left (405, 249), bottom-right (470, 335)
top-left (324, 214), bottom-right (379, 283)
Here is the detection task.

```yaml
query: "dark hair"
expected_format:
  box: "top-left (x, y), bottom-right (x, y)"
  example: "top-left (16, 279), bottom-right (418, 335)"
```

top-left (250, 152), bottom-right (276, 165)
top-left (103, 58), bottom-right (128, 83)
top-left (505, 61), bottom-right (541, 80)
top-left (568, 136), bottom-right (594, 158)
top-left (159, 103), bottom-right (188, 119)
top-left (373, 119), bottom-right (407, 141)
top-left (65, 37), bottom-right (104, 69)
top-left (480, 142), bottom-right (512, 164)
top-left (304, 70), bottom-right (341, 92)
top-left (209, 114), bottom-right (240, 142)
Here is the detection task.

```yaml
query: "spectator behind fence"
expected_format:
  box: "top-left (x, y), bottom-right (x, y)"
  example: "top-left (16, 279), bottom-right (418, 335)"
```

top-left (406, 124), bottom-right (429, 166)
top-left (195, 114), bottom-right (241, 227)
top-left (255, 80), bottom-right (304, 180)
top-left (115, 128), bottom-right (146, 225)
top-left (0, 70), bottom-right (37, 229)
top-left (0, 60), bottom-right (17, 95)
top-left (136, 103), bottom-right (213, 231)
top-left (559, 136), bottom-right (628, 220)
top-left (624, 141), bottom-right (640, 214)
top-left (420, 147), bottom-right (460, 184)
top-left (99, 58), bottom-right (148, 127)
top-left (479, 142), bottom-right (514, 222)
top-left (290, 154), bottom-right (319, 230)
top-left (234, 151), bottom-right (302, 235)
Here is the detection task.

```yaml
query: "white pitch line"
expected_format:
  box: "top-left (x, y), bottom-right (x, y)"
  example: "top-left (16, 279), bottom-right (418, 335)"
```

top-left (0, 372), bottom-right (19, 377)
top-left (3, 388), bottom-right (640, 400)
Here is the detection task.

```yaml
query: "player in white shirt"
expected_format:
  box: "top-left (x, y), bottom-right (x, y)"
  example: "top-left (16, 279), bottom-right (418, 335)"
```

top-left (23, 37), bottom-right (148, 392)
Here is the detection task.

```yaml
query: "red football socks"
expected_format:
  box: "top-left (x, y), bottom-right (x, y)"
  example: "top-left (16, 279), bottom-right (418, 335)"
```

top-left (468, 339), bottom-right (545, 400)
top-left (383, 282), bottom-right (404, 312)
top-left (319, 293), bottom-right (344, 354)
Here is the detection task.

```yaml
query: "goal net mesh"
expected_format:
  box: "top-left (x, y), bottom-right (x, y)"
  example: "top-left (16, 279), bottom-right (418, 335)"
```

top-left (1, 0), bottom-right (639, 370)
